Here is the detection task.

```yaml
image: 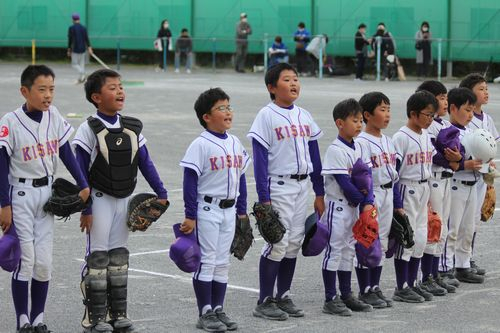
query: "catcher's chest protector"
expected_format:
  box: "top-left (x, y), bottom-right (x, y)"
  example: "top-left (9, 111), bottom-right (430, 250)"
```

top-left (87, 116), bottom-right (142, 198)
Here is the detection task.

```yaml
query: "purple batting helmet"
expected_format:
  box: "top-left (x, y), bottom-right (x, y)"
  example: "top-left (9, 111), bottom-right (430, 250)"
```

top-left (169, 223), bottom-right (201, 273)
top-left (351, 158), bottom-right (372, 193)
top-left (355, 237), bottom-right (382, 268)
top-left (435, 126), bottom-right (460, 154)
top-left (0, 225), bottom-right (21, 272)
top-left (302, 213), bottom-right (329, 257)
top-left (72, 13), bottom-right (80, 20)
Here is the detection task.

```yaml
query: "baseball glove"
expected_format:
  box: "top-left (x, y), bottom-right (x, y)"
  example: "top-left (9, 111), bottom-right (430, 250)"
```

top-left (127, 193), bottom-right (169, 232)
top-left (252, 202), bottom-right (285, 244)
top-left (427, 208), bottom-right (441, 243)
top-left (43, 178), bottom-right (91, 220)
top-left (352, 206), bottom-right (379, 248)
top-left (390, 211), bottom-right (414, 248)
top-left (230, 215), bottom-right (254, 260)
top-left (481, 185), bottom-right (496, 222)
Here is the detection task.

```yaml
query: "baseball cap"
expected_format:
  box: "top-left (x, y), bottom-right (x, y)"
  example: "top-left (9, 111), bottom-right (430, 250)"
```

top-left (302, 213), bottom-right (329, 257)
top-left (72, 13), bottom-right (80, 20)
top-left (169, 223), bottom-right (201, 273)
top-left (0, 226), bottom-right (21, 273)
top-left (240, 12), bottom-right (247, 18)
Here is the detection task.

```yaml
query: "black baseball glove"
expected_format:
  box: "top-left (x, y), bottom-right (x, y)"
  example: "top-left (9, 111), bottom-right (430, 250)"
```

top-left (43, 178), bottom-right (91, 220)
top-left (390, 211), bottom-right (415, 249)
top-left (252, 202), bottom-right (286, 244)
top-left (127, 193), bottom-right (169, 232)
top-left (230, 215), bottom-right (254, 260)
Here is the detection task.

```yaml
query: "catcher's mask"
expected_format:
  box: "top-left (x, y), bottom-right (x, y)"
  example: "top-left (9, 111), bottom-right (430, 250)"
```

top-left (0, 225), bottom-right (21, 272)
top-left (302, 213), bottom-right (329, 257)
top-left (355, 237), bottom-right (382, 268)
top-left (169, 223), bottom-right (201, 273)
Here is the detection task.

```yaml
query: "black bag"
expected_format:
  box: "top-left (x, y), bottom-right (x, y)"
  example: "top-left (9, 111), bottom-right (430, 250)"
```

top-left (415, 40), bottom-right (423, 50)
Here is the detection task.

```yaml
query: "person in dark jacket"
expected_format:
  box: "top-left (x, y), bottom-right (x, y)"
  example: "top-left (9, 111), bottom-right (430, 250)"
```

top-left (354, 24), bottom-right (371, 80)
top-left (156, 19), bottom-right (172, 70)
top-left (415, 22), bottom-right (433, 78)
top-left (175, 28), bottom-right (193, 73)
top-left (371, 23), bottom-right (397, 80)
top-left (67, 13), bottom-right (92, 83)
top-left (235, 13), bottom-right (252, 73)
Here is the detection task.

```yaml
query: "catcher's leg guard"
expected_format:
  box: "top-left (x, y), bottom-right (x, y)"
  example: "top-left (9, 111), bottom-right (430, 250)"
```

top-left (81, 251), bottom-right (113, 333)
top-left (108, 248), bottom-right (135, 332)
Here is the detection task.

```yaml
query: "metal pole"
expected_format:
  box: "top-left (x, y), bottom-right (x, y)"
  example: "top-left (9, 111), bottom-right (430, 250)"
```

top-left (376, 36), bottom-right (381, 81)
top-left (446, 0), bottom-right (453, 78)
top-left (437, 39), bottom-right (442, 82)
top-left (318, 35), bottom-right (323, 79)
top-left (263, 33), bottom-right (268, 70)
top-left (116, 39), bottom-right (120, 71)
top-left (31, 39), bottom-right (35, 65)
top-left (212, 38), bottom-right (216, 72)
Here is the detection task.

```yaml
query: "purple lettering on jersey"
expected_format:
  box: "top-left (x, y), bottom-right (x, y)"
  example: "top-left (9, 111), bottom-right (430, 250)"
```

top-left (371, 155), bottom-right (380, 168)
top-left (390, 153), bottom-right (396, 165)
top-left (37, 143), bottom-right (45, 158)
top-left (31, 146), bottom-right (38, 159)
top-left (290, 124), bottom-right (297, 137)
top-left (406, 154), bottom-right (414, 165)
top-left (426, 151), bottom-right (432, 163)
top-left (226, 154), bottom-right (232, 168)
top-left (50, 140), bottom-right (58, 154)
top-left (46, 141), bottom-right (54, 156)
top-left (22, 147), bottom-right (31, 161)
top-left (210, 157), bottom-right (219, 171)
top-left (304, 125), bottom-right (311, 137)
top-left (238, 155), bottom-right (243, 168)
top-left (220, 156), bottom-right (225, 169)
top-left (284, 126), bottom-right (290, 138)
top-left (420, 152), bottom-right (425, 164)
top-left (275, 127), bottom-right (284, 140)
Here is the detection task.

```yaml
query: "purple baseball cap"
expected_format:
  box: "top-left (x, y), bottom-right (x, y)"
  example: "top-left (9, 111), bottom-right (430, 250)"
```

top-left (355, 237), bottom-right (382, 268)
top-left (302, 213), bottom-right (329, 257)
top-left (435, 126), bottom-right (460, 154)
top-left (0, 225), bottom-right (21, 272)
top-left (72, 13), bottom-right (80, 20)
top-left (351, 158), bottom-right (372, 193)
top-left (169, 223), bottom-right (201, 273)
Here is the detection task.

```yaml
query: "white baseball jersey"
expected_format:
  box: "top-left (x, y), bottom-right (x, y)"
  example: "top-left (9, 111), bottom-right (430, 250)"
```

top-left (247, 103), bottom-right (322, 176)
top-left (427, 118), bottom-right (453, 174)
top-left (356, 132), bottom-right (398, 186)
top-left (392, 126), bottom-right (434, 181)
top-left (0, 105), bottom-right (73, 178)
top-left (72, 113), bottom-right (146, 165)
top-left (467, 111), bottom-right (500, 142)
top-left (180, 131), bottom-right (250, 200)
top-left (322, 137), bottom-right (371, 201)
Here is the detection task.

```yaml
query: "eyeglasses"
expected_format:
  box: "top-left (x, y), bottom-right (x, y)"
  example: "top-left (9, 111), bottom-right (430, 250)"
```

top-left (212, 105), bottom-right (234, 113)
top-left (420, 112), bottom-right (435, 119)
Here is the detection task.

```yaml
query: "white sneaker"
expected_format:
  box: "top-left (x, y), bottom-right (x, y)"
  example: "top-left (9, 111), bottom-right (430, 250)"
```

top-left (174, 69), bottom-right (180, 73)
top-left (186, 69), bottom-right (191, 74)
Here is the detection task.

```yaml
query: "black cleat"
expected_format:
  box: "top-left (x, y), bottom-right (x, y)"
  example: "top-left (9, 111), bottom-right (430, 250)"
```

top-left (455, 268), bottom-right (485, 284)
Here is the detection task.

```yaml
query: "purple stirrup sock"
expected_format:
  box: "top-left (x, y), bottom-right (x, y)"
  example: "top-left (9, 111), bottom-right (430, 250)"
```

top-left (432, 256), bottom-right (440, 278)
top-left (322, 269), bottom-right (337, 301)
top-left (30, 279), bottom-right (49, 325)
top-left (337, 270), bottom-right (352, 299)
top-left (12, 278), bottom-right (29, 329)
top-left (211, 281), bottom-right (227, 310)
top-left (421, 254), bottom-right (434, 281)
top-left (276, 257), bottom-right (297, 299)
top-left (394, 259), bottom-right (408, 290)
top-left (355, 267), bottom-right (370, 294)
top-left (192, 279), bottom-right (212, 316)
top-left (370, 266), bottom-right (383, 287)
top-left (258, 256), bottom-right (280, 303)
top-left (408, 257), bottom-right (421, 287)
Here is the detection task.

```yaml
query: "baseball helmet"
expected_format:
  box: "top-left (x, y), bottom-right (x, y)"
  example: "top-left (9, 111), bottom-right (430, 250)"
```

top-left (0, 225), bottom-right (21, 272)
top-left (169, 223), bottom-right (201, 273)
top-left (462, 129), bottom-right (497, 173)
top-left (355, 237), bottom-right (382, 268)
top-left (351, 158), bottom-right (372, 193)
top-left (302, 213), bottom-right (329, 257)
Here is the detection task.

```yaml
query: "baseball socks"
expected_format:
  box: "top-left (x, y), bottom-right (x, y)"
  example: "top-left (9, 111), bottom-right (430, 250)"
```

top-left (322, 269), bottom-right (351, 316)
top-left (393, 259), bottom-right (424, 303)
top-left (356, 266), bottom-right (387, 308)
top-left (276, 258), bottom-right (304, 317)
top-left (212, 281), bottom-right (237, 331)
top-left (420, 254), bottom-right (433, 282)
top-left (194, 279), bottom-right (227, 331)
top-left (12, 278), bottom-right (30, 330)
top-left (257, 256), bottom-right (280, 303)
top-left (30, 279), bottom-right (49, 326)
top-left (338, 271), bottom-right (372, 312)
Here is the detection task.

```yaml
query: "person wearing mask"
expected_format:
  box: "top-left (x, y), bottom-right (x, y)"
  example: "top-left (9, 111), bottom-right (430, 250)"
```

top-left (415, 22), bottom-right (433, 79)
top-left (156, 19), bottom-right (172, 71)
top-left (235, 13), bottom-right (252, 73)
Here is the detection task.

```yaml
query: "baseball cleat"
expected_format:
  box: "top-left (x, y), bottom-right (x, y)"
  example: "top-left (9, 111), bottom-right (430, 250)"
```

top-left (82, 322), bottom-right (114, 333)
top-left (253, 297), bottom-right (288, 321)
top-left (322, 296), bottom-right (352, 316)
top-left (470, 261), bottom-right (486, 276)
top-left (342, 293), bottom-right (373, 312)
top-left (215, 309), bottom-right (238, 331)
top-left (435, 275), bottom-right (457, 293)
top-left (196, 310), bottom-right (227, 332)
top-left (33, 323), bottom-right (52, 333)
top-left (455, 268), bottom-right (485, 284)
top-left (412, 284), bottom-right (434, 301)
top-left (392, 287), bottom-right (425, 303)
top-left (358, 289), bottom-right (387, 308)
top-left (277, 296), bottom-right (305, 317)
top-left (372, 286), bottom-right (393, 307)
top-left (17, 323), bottom-right (33, 333)
top-left (439, 270), bottom-right (460, 288)
top-left (420, 276), bottom-right (447, 296)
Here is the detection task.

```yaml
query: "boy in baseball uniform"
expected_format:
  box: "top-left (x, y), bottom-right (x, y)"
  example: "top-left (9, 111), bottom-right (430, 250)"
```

top-left (416, 81), bottom-right (461, 295)
top-left (443, 87), bottom-right (484, 284)
top-left (248, 63), bottom-right (325, 320)
top-left (0, 65), bottom-right (90, 333)
top-left (73, 69), bottom-right (168, 333)
top-left (321, 98), bottom-right (374, 316)
top-left (392, 91), bottom-right (437, 303)
top-left (459, 73), bottom-right (499, 276)
top-left (179, 87), bottom-right (251, 332)
top-left (356, 92), bottom-right (399, 308)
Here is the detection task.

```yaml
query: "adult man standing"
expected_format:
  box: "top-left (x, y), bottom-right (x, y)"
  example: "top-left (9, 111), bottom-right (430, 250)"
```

top-left (67, 13), bottom-right (92, 83)
top-left (235, 13), bottom-right (252, 73)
